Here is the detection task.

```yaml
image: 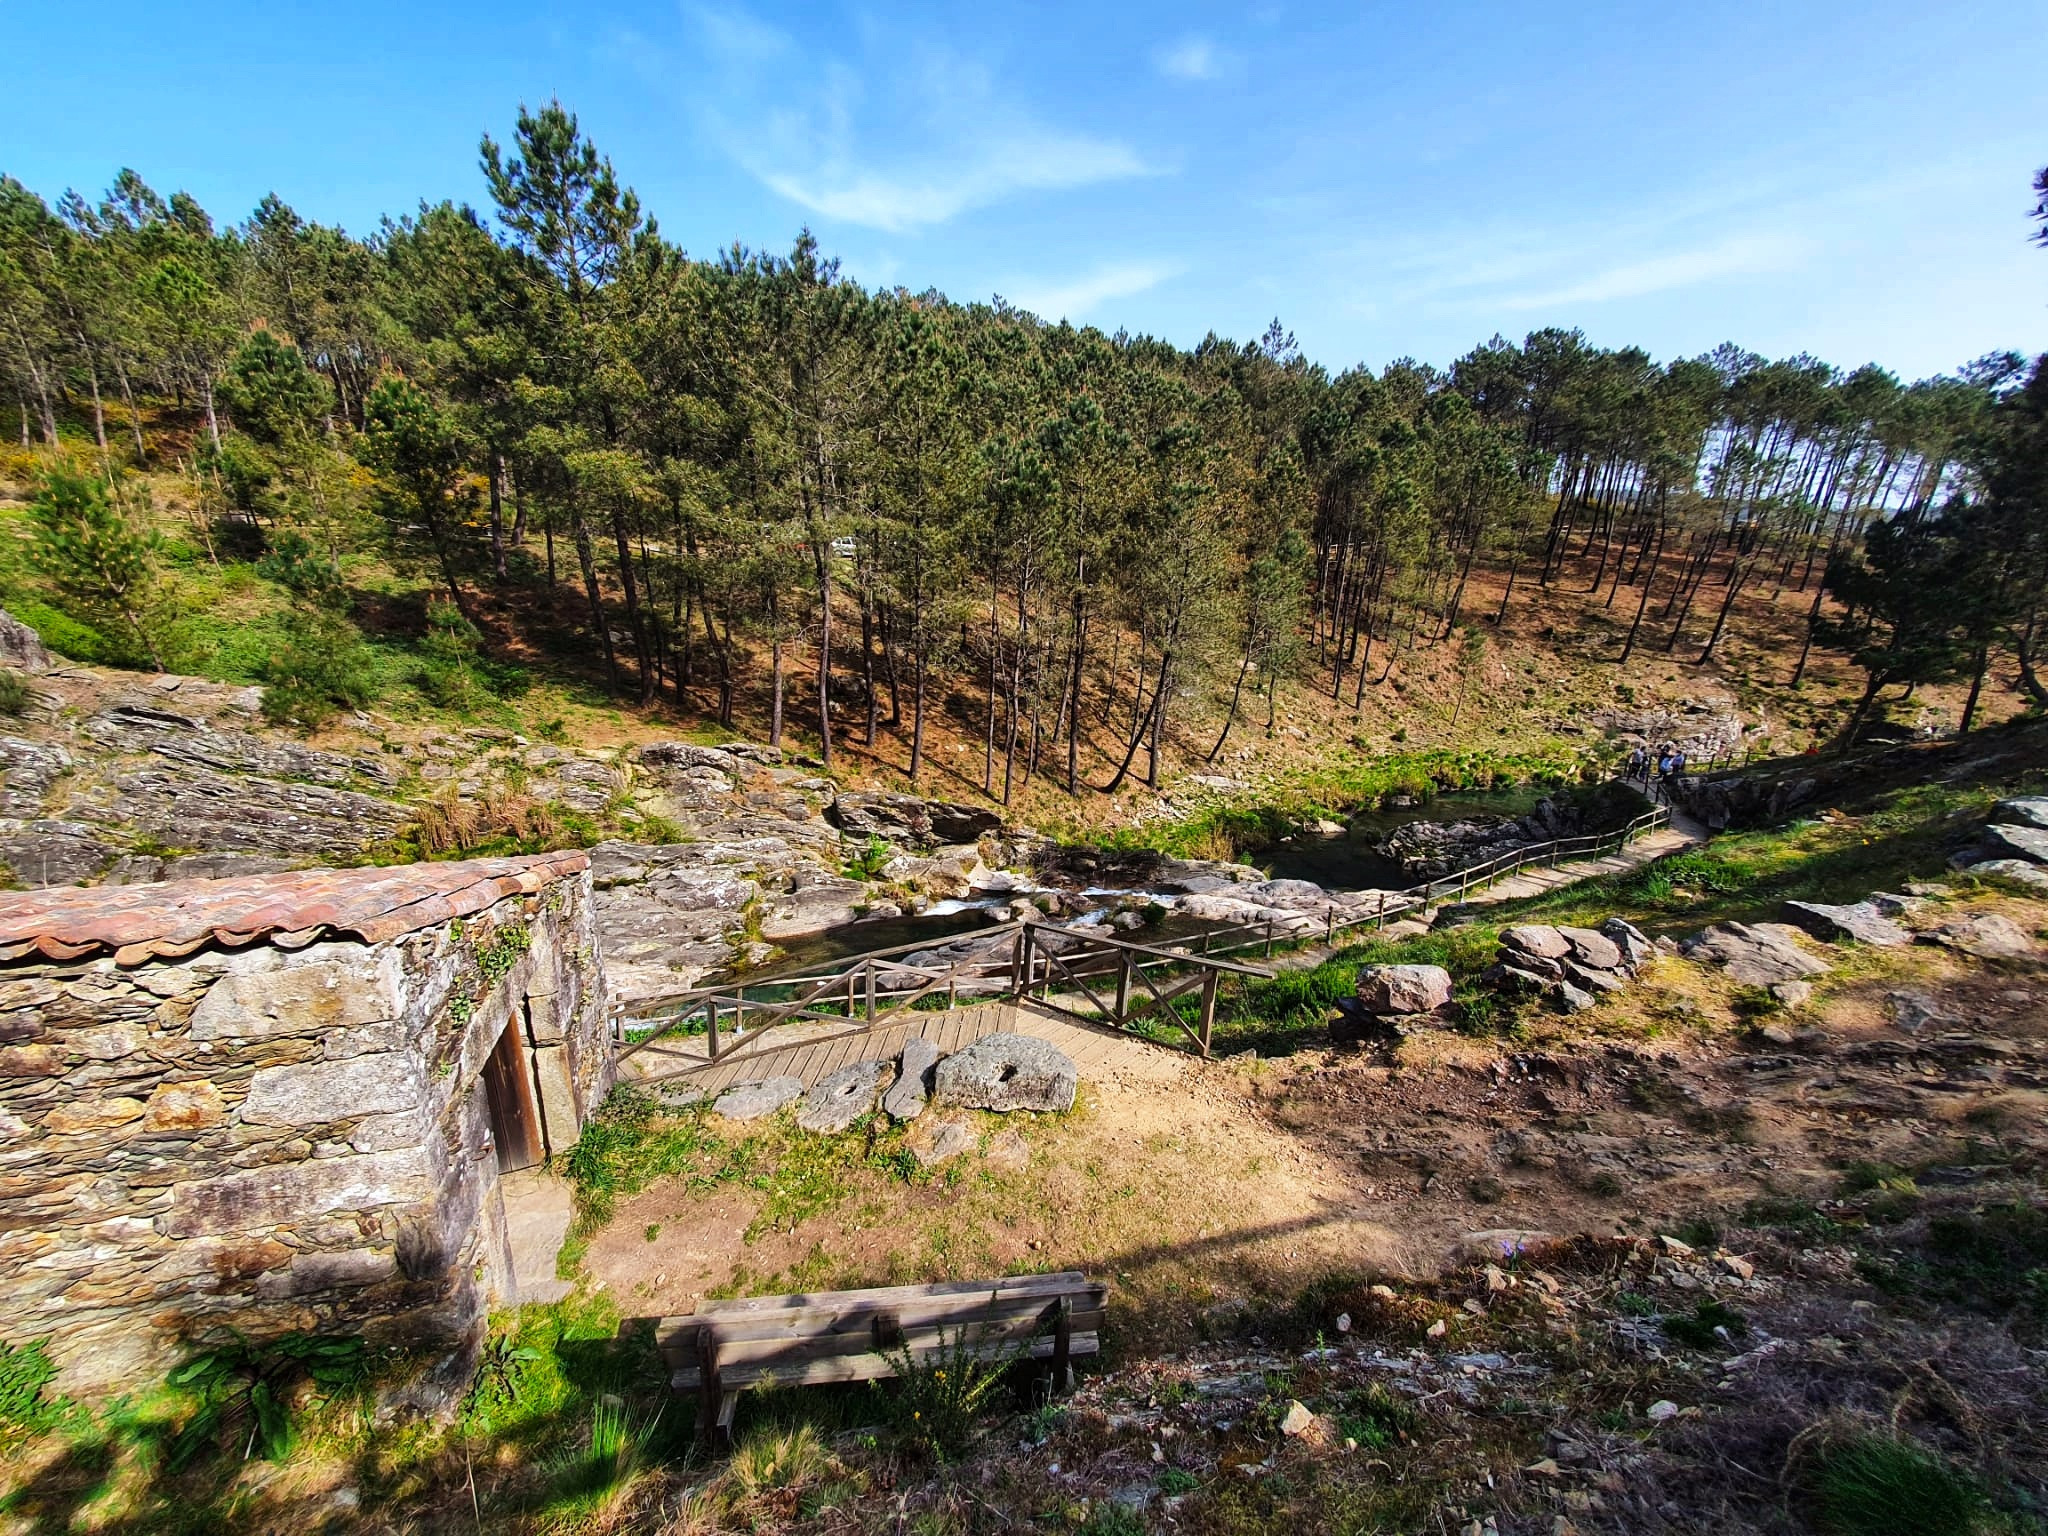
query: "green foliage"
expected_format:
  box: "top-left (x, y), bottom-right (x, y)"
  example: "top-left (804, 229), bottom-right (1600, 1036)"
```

top-left (412, 597), bottom-right (525, 712)
top-left (540, 1396), bottom-right (663, 1515)
top-left (1333, 1382), bottom-right (1418, 1449)
top-left (219, 330), bottom-right (330, 445)
top-left (876, 1325), bottom-right (1018, 1463)
top-left (255, 528), bottom-right (347, 609)
top-left (164, 1331), bottom-right (368, 1467)
top-left (0, 1338), bottom-right (65, 1435)
top-left (1859, 1205), bottom-right (2048, 1326)
top-left (844, 833), bottom-right (893, 880)
top-left (260, 608), bottom-right (376, 726)
top-left (1811, 1433), bottom-right (1997, 1536)
top-left (0, 669), bottom-right (30, 717)
top-left (26, 461), bottom-right (165, 669)
top-left (1661, 1298), bottom-right (1748, 1349)
top-left (562, 1088), bottom-right (753, 1228)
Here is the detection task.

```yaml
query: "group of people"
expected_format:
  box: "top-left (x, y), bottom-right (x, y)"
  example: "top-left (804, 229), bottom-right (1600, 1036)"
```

top-left (1626, 741), bottom-right (1688, 791)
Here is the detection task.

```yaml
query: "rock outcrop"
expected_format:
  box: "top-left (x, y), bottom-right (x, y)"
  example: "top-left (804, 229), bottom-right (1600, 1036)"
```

top-left (1680, 923), bottom-right (1831, 987)
top-left (1781, 900), bottom-right (1911, 948)
top-left (932, 1033), bottom-right (1078, 1113)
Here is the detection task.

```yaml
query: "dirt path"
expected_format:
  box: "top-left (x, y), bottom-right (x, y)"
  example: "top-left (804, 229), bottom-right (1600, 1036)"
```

top-left (585, 888), bottom-right (2048, 1365)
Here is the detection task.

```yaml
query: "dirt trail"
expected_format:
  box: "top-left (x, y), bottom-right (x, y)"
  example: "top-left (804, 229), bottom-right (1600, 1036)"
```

top-left (587, 890), bottom-right (2048, 1359)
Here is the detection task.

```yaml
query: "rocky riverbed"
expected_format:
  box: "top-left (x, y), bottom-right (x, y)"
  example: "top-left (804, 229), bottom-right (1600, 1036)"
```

top-left (0, 628), bottom-right (1633, 1009)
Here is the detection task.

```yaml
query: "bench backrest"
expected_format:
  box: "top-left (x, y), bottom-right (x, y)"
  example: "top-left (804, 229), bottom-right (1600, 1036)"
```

top-left (655, 1271), bottom-right (1107, 1390)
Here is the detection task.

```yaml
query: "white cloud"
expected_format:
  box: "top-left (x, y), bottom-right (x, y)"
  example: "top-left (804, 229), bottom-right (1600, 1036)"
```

top-left (685, 2), bottom-right (1153, 233)
top-left (1005, 261), bottom-right (1179, 321)
top-left (1155, 35), bottom-right (1222, 81)
top-left (1493, 233), bottom-right (1810, 310)
top-left (761, 129), bottom-right (1150, 233)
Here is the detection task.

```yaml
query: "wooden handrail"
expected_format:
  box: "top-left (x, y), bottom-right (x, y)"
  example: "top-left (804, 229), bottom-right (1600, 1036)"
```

top-left (615, 788), bottom-right (1678, 1073)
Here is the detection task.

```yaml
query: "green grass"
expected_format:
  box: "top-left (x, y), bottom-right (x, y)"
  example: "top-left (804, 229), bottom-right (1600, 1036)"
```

top-left (1811, 1433), bottom-right (1999, 1536)
top-left (1495, 777), bottom-right (2015, 935)
top-left (1090, 744), bottom-right (1597, 862)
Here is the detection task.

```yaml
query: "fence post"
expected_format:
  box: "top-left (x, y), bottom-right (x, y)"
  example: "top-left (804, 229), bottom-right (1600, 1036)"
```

top-left (865, 961), bottom-right (876, 1023)
top-left (1115, 948), bottom-right (1133, 1026)
top-left (1265, 918), bottom-right (1275, 959)
top-left (1198, 969), bottom-right (1219, 1057)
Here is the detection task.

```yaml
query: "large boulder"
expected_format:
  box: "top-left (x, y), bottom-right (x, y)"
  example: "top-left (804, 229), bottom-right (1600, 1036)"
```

top-left (1558, 926), bottom-right (1624, 971)
top-left (1782, 900), bottom-right (1910, 948)
top-left (830, 791), bottom-right (1000, 851)
top-left (0, 609), bottom-right (52, 673)
top-left (1992, 797), bottom-right (2048, 831)
top-left (1982, 824), bottom-right (2048, 864)
top-left (1968, 858), bottom-right (2048, 891)
top-left (1680, 923), bottom-right (1831, 986)
top-left (932, 1033), bottom-right (1076, 1113)
top-left (1599, 917), bottom-right (1656, 969)
top-left (1355, 963), bottom-right (1453, 1015)
top-left (1923, 913), bottom-right (2034, 960)
top-left (1500, 925), bottom-right (1572, 960)
top-left (796, 1059), bottom-right (896, 1133)
top-left (638, 741), bottom-right (743, 778)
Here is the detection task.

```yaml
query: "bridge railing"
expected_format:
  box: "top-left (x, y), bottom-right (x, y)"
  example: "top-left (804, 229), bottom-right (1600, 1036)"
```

top-left (612, 800), bottom-right (1675, 1076)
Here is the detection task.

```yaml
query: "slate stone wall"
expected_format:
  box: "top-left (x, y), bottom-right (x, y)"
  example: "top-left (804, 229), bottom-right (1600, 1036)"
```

top-left (0, 870), bottom-right (611, 1397)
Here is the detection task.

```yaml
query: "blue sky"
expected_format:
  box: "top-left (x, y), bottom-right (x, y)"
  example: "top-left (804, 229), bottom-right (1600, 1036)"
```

top-left (5, 0), bottom-right (2045, 380)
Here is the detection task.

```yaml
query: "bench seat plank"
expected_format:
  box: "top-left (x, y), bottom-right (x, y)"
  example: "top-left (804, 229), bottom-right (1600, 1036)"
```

top-left (664, 1306), bottom-right (1107, 1373)
top-left (673, 1330), bottom-right (1100, 1391)
top-left (656, 1285), bottom-right (1107, 1360)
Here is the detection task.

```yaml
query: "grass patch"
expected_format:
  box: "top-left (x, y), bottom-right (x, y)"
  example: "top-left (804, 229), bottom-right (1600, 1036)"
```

top-left (1810, 1432), bottom-right (2000, 1536)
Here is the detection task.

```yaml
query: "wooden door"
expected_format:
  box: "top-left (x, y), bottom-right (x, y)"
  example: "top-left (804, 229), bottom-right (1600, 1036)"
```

top-left (481, 1018), bottom-right (544, 1172)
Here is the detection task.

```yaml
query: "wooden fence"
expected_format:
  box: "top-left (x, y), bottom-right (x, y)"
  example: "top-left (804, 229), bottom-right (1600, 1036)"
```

top-left (614, 801), bottom-right (1673, 1077)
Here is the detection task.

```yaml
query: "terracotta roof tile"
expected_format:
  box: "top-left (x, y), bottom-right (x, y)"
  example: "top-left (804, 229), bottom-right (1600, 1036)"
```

top-left (0, 852), bottom-right (589, 966)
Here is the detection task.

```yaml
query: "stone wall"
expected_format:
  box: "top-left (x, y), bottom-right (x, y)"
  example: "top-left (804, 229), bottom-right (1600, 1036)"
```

top-left (0, 871), bottom-right (611, 1397)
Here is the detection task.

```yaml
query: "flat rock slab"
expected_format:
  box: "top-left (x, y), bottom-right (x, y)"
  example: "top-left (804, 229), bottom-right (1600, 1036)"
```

top-left (1967, 858), bottom-right (2048, 890)
top-left (882, 1037), bottom-right (941, 1122)
top-left (1500, 925), bottom-right (1572, 960)
top-left (1599, 917), bottom-right (1655, 969)
top-left (1558, 926), bottom-right (1624, 971)
top-left (1983, 824), bottom-right (2048, 864)
top-left (915, 1119), bottom-right (977, 1166)
top-left (712, 1076), bottom-right (805, 1121)
top-left (797, 1059), bottom-right (896, 1133)
top-left (1993, 797), bottom-right (2048, 830)
top-left (1681, 923), bottom-right (1832, 986)
top-left (1355, 963), bottom-right (1453, 1014)
top-left (1783, 900), bottom-right (1910, 947)
top-left (932, 1032), bottom-right (1077, 1114)
top-left (1924, 913), bottom-right (2035, 959)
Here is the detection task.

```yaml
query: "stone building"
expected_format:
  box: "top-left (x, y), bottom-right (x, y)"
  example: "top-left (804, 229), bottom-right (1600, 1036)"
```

top-left (0, 851), bottom-right (613, 1397)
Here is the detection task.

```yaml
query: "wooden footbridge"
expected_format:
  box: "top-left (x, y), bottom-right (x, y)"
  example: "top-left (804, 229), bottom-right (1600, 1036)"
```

top-left (611, 800), bottom-right (1692, 1094)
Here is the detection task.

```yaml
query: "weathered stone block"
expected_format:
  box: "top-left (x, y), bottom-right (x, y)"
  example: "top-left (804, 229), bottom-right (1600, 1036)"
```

top-left (160, 1148), bottom-right (433, 1237)
top-left (255, 1247), bottom-right (398, 1298)
top-left (797, 1059), bottom-right (895, 1133)
top-left (240, 1052), bottom-right (420, 1127)
top-left (1354, 964), bottom-right (1453, 1015)
top-left (932, 1033), bottom-right (1077, 1113)
top-left (189, 946), bottom-right (404, 1042)
top-left (43, 1096), bottom-right (145, 1133)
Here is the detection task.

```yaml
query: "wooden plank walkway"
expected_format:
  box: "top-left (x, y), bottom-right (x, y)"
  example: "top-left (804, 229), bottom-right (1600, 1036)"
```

top-left (620, 998), bottom-right (1186, 1099)
top-left (1449, 808), bottom-right (1706, 907)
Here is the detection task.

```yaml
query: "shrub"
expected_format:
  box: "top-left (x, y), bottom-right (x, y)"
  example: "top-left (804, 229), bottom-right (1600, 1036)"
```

top-left (1811, 1433), bottom-right (1995, 1536)
top-left (0, 670), bottom-right (31, 717)
top-left (878, 1325), bottom-right (1019, 1462)
top-left (260, 609), bottom-right (375, 727)
top-left (541, 1397), bottom-right (663, 1517)
top-left (165, 1331), bottom-right (369, 1467)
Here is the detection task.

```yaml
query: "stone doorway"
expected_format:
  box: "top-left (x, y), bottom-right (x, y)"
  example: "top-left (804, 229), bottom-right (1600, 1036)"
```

top-left (482, 1017), bottom-right (545, 1172)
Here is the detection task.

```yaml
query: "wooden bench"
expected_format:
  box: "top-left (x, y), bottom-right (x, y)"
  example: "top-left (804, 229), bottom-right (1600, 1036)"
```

top-left (651, 1271), bottom-right (1107, 1439)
